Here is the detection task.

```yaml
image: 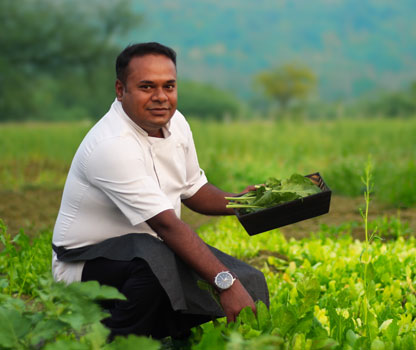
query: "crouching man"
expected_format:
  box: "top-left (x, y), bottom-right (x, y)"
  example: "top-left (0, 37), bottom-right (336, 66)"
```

top-left (52, 42), bottom-right (269, 340)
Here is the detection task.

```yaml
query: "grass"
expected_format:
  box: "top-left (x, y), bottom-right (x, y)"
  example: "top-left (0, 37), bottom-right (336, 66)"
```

top-left (189, 117), bottom-right (416, 207)
top-left (1, 117), bottom-right (415, 206)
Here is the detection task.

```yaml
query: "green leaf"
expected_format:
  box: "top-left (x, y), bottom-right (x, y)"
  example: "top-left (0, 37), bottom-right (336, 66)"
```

top-left (247, 334), bottom-right (285, 348)
top-left (68, 281), bottom-right (126, 301)
top-left (193, 322), bottom-right (226, 350)
top-left (400, 333), bottom-right (416, 350)
top-left (243, 327), bottom-right (262, 339)
top-left (384, 320), bottom-right (398, 342)
top-left (251, 190), bottom-right (286, 208)
top-left (345, 329), bottom-right (359, 346)
top-left (30, 319), bottom-right (67, 346)
top-left (256, 300), bottom-right (272, 333)
top-left (226, 173), bottom-right (321, 214)
top-left (310, 337), bottom-right (339, 350)
top-left (367, 311), bottom-right (378, 342)
top-left (44, 339), bottom-right (90, 350)
top-left (370, 338), bottom-right (385, 350)
top-left (273, 305), bottom-right (297, 337)
top-left (0, 278), bottom-right (9, 291)
top-left (282, 174), bottom-right (321, 196)
top-left (291, 333), bottom-right (307, 350)
top-left (366, 280), bottom-right (377, 302)
top-left (59, 312), bottom-right (87, 331)
top-left (0, 307), bottom-right (32, 348)
top-left (264, 177), bottom-right (282, 188)
top-left (238, 306), bottom-right (258, 330)
top-left (82, 322), bottom-right (111, 349)
top-left (292, 312), bottom-right (314, 336)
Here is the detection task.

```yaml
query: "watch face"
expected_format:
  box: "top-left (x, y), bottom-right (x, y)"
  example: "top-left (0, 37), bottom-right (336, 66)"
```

top-left (215, 271), bottom-right (234, 290)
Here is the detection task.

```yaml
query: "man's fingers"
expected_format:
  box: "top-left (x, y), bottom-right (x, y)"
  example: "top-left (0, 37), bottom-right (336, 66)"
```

top-left (239, 185), bottom-right (256, 195)
top-left (220, 280), bottom-right (257, 324)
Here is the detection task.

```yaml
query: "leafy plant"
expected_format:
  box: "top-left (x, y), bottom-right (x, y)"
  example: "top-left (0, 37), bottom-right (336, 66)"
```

top-left (225, 173), bottom-right (321, 214)
top-left (0, 219), bottom-right (51, 296)
top-left (359, 158), bottom-right (379, 341)
top-left (0, 276), bottom-right (163, 350)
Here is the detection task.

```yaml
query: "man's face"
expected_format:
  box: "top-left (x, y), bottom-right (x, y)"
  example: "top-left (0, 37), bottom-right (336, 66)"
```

top-left (115, 54), bottom-right (177, 137)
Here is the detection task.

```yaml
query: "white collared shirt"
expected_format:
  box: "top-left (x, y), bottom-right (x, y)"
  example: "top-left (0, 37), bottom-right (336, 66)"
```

top-left (52, 99), bottom-right (207, 283)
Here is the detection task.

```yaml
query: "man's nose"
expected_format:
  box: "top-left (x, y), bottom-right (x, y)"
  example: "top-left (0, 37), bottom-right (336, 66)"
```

top-left (151, 87), bottom-right (168, 102)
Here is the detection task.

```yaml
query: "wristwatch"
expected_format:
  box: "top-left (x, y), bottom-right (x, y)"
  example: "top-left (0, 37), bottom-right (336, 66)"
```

top-left (214, 271), bottom-right (238, 292)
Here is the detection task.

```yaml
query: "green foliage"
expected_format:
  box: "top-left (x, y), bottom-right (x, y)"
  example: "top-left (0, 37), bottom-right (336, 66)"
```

top-left (1, 118), bottom-right (415, 207)
top-left (178, 80), bottom-right (243, 120)
top-left (199, 213), bottom-right (416, 349)
top-left (0, 220), bottom-right (51, 296)
top-left (189, 118), bottom-right (416, 207)
top-left (0, 0), bottom-right (140, 121)
top-left (226, 174), bottom-right (321, 214)
top-left (255, 63), bottom-right (316, 111)
top-left (0, 280), bottom-right (158, 350)
top-left (1, 204), bottom-right (416, 348)
top-left (0, 220), bottom-right (160, 349)
top-left (363, 84), bottom-right (416, 118)
top-left (368, 214), bottom-right (412, 240)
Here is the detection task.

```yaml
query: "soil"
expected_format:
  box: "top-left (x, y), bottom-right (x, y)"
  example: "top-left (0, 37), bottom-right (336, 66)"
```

top-left (1, 189), bottom-right (416, 239)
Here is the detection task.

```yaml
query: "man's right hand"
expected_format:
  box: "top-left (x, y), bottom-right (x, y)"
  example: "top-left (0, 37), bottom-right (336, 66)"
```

top-left (219, 279), bottom-right (256, 323)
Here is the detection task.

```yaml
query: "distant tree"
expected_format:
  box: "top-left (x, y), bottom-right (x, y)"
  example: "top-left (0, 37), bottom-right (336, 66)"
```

top-left (370, 91), bottom-right (416, 118)
top-left (410, 81), bottom-right (416, 97)
top-left (0, 0), bottom-right (141, 121)
top-left (178, 81), bottom-right (242, 120)
top-left (254, 63), bottom-right (317, 112)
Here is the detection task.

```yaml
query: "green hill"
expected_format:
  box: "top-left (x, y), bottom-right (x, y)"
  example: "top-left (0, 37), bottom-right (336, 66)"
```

top-left (126, 0), bottom-right (416, 101)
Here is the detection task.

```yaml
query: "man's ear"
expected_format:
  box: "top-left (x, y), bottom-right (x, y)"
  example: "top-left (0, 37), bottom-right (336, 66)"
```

top-left (115, 79), bottom-right (124, 101)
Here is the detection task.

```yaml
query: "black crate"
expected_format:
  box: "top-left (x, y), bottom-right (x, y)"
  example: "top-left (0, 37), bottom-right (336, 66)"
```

top-left (234, 172), bottom-right (331, 236)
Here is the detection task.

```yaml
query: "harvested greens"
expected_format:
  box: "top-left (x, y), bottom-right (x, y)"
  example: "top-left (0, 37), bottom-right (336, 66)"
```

top-left (225, 173), bottom-right (321, 215)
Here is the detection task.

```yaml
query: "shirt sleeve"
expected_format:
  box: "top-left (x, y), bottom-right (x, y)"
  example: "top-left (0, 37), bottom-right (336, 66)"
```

top-left (180, 125), bottom-right (208, 200)
top-left (86, 137), bottom-right (174, 226)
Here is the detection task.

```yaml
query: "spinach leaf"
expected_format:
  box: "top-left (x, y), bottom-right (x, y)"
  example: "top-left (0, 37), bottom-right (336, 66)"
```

top-left (226, 173), bottom-right (321, 214)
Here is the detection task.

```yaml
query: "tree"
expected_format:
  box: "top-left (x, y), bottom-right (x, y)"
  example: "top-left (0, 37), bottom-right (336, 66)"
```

top-left (0, 0), bottom-right (141, 121)
top-left (365, 82), bottom-right (416, 118)
top-left (254, 63), bottom-right (317, 112)
top-left (178, 81), bottom-right (242, 120)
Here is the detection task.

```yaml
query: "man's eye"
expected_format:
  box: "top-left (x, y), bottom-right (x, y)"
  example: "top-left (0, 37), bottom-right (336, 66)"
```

top-left (140, 85), bottom-right (152, 90)
top-left (165, 85), bottom-right (175, 90)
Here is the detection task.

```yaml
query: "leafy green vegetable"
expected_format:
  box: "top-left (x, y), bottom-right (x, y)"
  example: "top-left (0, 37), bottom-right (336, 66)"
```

top-left (225, 173), bottom-right (321, 214)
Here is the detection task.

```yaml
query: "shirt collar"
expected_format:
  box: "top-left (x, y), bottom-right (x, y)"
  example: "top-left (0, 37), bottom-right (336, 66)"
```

top-left (112, 98), bottom-right (172, 138)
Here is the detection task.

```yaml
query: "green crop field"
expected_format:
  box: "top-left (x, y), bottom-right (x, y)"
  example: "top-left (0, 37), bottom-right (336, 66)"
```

top-left (1, 118), bottom-right (416, 206)
top-left (1, 118), bottom-right (416, 349)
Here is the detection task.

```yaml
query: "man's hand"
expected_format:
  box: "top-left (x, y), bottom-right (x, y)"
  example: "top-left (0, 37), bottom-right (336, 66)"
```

top-left (219, 280), bottom-right (256, 323)
top-left (182, 183), bottom-right (258, 216)
top-left (238, 185), bottom-right (257, 195)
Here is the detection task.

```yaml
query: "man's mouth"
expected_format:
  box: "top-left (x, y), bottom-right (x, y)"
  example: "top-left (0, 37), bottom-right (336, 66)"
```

top-left (148, 107), bottom-right (170, 111)
top-left (147, 107), bottom-right (171, 116)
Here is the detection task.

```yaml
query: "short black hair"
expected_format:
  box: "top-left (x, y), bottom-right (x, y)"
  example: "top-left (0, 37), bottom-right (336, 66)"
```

top-left (116, 42), bottom-right (177, 85)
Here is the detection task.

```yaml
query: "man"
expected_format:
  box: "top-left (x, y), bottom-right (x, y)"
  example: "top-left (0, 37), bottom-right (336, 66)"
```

top-left (52, 42), bottom-right (268, 340)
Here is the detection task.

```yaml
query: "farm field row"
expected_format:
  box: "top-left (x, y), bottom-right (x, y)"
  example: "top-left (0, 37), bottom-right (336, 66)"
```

top-left (1, 118), bottom-right (415, 207)
top-left (1, 210), bottom-right (416, 349)
top-left (1, 117), bottom-right (415, 348)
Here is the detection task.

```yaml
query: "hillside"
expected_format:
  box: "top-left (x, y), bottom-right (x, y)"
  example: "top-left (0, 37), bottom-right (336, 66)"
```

top-left (126, 0), bottom-right (416, 100)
